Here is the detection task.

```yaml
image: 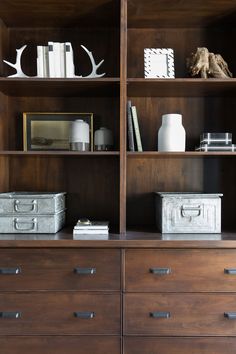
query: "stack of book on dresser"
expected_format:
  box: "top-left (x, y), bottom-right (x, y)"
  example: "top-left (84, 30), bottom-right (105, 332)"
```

top-left (73, 220), bottom-right (109, 240)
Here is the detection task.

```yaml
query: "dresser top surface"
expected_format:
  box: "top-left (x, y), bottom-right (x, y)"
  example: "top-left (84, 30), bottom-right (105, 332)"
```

top-left (0, 229), bottom-right (236, 248)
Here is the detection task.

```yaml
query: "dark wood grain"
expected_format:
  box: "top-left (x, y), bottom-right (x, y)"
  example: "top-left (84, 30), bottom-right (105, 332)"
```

top-left (6, 27), bottom-right (119, 78)
top-left (124, 293), bottom-right (236, 336)
top-left (2, 230), bottom-right (236, 248)
top-left (8, 156), bottom-right (119, 228)
top-left (0, 292), bottom-right (120, 335)
top-left (127, 157), bottom-right (204, 228)
top-left (0, 156), bottom-right (9, 192)
top-left (0, 151), bottom-right (120, 156)
top-left (119, 0), bottom-right (127, 233)
top-left (127, 28), bottom-right (236, 78)
top-left (0, 249), bottom-right (120, 291)
top-left (7, 95), bottom-right (120, 151)
top-left (128, 1), bottom-right (236, 28)
top-left (0, 78), bottom-right (120, 97)
top-left (0, 0), bottom-right (119, 28)
top-left (127, 152), bottom-right (236, 157)
top-left (127, 79), bottom-right (236, 97)
top-left (0, 336), bottom-right (121, 354)
top-left (0, 20), bottom-right (9, 77)
top-left (124, 337), bottom-right (236, 354)
top-left (125, 249), bottom-right (236, 292)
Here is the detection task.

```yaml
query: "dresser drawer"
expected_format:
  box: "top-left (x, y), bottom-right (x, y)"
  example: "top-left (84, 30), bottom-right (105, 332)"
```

top-left (0, 292), bottom-right (120, 335)
top-left (125, 249), bottom-right (236, 292)
top-left (0, 249), bottom-right (120, 291)
top-left (124, 337), bottom-right (236, 354)
top-left (0, 336), bottom-right (121, 354)
top-left (124, 293), bottom-right (236, 336)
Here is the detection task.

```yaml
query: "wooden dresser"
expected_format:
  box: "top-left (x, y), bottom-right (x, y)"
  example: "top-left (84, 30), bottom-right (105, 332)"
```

top-left (1, 232), bottom-right (236, 354)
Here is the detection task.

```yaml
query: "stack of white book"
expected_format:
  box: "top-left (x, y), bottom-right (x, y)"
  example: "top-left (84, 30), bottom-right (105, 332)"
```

top-left (37, 41), bottom-right (75, 78)
top-left (73, 221), bottom-right (109, 240)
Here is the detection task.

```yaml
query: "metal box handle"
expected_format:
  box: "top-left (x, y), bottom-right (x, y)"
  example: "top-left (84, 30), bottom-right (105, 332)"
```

top-left (14, 218), bottom-right (37, 231)
top-left (14, 199), bottom-right (37, 213)
top-left (181, 205), bottom-right (202, 219)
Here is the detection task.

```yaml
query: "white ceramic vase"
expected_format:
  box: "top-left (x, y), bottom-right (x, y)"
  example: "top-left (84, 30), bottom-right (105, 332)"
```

top-left (158, 113), bottom-right (186, 152)
top-left (94, 127), bottom-right (113, 151)
top-left (69, 119), bottom-right (90, 151)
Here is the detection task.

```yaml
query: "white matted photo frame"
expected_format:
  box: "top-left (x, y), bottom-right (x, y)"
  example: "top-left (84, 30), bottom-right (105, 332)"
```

top-left (144, 48), bottom-right (175, 78)
top-left (23, 112), bottom-right (93, 151)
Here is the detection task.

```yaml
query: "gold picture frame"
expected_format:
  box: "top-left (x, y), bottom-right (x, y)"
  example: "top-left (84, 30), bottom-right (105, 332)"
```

top-left (23, 112), bottom-right (94, 151)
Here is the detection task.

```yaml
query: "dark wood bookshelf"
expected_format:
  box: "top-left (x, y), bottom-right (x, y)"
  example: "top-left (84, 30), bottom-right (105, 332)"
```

top-left (1, 2), bottom-right (236, 354)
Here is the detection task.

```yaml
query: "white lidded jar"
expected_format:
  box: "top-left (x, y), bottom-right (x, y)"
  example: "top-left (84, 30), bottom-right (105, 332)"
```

top-left (158, 113), bottom-right (186, 152)
top-left (94, 127), bottom-right (113, 151)
top-left (69, 119), bottom-right (90, 151)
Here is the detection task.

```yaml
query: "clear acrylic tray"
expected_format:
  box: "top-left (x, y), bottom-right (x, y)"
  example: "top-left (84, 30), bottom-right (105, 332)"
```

top-left (200, 132), bottom-right (232, 145)
top-left (196, 144), bottom-right (236, 152)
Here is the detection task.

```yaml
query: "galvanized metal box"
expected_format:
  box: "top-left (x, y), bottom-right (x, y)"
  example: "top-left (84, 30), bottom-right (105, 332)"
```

top-left (155, 192), bottom-right (223, 234)
top-left (0, 192), bottom-right (66, 215)
top-left (0, 192), bottom-right (66, 233)
top-left (0, 211), bottom-right (65, 233)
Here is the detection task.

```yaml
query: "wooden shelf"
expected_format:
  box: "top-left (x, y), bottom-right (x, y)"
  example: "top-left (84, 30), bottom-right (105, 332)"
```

top-left (127, 151), bottom-right (236, 158)
top-left (0, 78), bottom-right (120, 97)
top-left (0, 151), bottom-right (120, 156)
top-left (127, 78), bottom-right (236, 97)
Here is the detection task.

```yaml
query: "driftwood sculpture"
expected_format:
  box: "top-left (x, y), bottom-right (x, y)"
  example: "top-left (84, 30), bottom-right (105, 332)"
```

top-left (187, 47), bottom-right (232, 78)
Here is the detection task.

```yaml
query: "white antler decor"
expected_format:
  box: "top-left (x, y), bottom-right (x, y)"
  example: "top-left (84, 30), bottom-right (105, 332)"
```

top-left (3, 45), bottom-right (29, 78)
top-left (78, 45), bottom-right (105, 78)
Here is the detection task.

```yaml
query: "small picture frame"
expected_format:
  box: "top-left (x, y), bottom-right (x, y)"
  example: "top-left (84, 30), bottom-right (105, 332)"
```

top-left (144, 48), bottom-right (175, 78)
top-left (23, 112), bottom-right (93, 151)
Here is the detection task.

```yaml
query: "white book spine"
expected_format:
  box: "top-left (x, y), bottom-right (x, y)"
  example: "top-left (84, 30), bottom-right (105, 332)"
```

top-left (65, 42), bottom-right (75, 77)
top-left (73, 230), bottom-right (109, 235)
top-left (131, 106), bottom-right (143, 152)
top-left (37, 46), bottom-right (44, 77)
top-left (48, 41), bottom-right (55, 77)
top-left (60, 43), bottom-right (66, 77)
top-left (73, 235), bottom-right (109, 240)
top-left (53, 42), bottom-right (61, 78)
top-left (43, 46), bottom-right (49, 78)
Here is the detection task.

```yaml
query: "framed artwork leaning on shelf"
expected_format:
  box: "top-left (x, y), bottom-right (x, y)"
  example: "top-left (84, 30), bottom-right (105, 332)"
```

top-left (144, 48), bottom-right (175, 78)
top-left (23, 112), bottom-right (93, 151)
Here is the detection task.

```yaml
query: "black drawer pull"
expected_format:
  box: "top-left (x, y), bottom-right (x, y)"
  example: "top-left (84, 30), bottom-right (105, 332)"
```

top-left (224, 312), bottom-right (236, 319)
top-left (74, 267), bottom-right (96, 275)
top-left (0, 267), bottom-right (21, 275)
top-left (150, 311), bottom-right (171, 319)
top-left (0, 312), bottom-right (21, 319)
top-left (150, 268), bottom-right (171, 275)
top-left (224, 269), bottom-right (236, 275)
top-left (74, 312), bottom-right (95, 319)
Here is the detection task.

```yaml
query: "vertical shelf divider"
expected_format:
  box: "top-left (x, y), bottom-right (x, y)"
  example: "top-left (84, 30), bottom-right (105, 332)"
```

top-left (119, 0), bottom-right (127, 233)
